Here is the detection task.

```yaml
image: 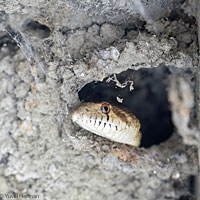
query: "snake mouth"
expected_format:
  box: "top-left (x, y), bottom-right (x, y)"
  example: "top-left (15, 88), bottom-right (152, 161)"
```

top-left (72, 111), bottom-right (80, 123)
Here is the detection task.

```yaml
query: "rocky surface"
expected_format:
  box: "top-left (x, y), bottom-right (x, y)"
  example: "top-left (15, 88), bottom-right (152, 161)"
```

top-left (0, 0), bottom-right (199, 199)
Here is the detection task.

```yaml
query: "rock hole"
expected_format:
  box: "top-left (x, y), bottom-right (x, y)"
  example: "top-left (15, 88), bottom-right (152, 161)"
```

top-left (188, 175), bottom-right (196, 196)
top-left (23, 20), bottom-right (51, 38)
top-left (0, 33), bottom-right (19, 58)
top-left (79, 65), bottom-right (175, 148)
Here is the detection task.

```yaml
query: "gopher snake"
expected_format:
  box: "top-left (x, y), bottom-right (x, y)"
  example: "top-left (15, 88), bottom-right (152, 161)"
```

top-left (72, 102), bottom-right (142, 147)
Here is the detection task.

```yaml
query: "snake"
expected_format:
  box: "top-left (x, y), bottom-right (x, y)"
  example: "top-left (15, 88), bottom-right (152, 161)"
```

top-left (72, 102), bottom-right (142, 147)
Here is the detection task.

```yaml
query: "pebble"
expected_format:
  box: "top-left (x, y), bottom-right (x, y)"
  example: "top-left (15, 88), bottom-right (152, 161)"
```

top-left (171, 171), bottom-right (180, 180)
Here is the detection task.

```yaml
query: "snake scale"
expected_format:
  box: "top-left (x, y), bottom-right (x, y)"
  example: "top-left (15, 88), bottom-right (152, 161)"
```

top-left (72, 102), bottom-right (142, 147)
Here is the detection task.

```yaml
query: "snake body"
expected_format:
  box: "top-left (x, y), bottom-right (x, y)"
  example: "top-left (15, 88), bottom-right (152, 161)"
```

top-left (72, 102), bottom-right (142, 147)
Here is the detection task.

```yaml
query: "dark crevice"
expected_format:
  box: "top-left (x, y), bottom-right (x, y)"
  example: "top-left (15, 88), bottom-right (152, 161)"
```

top-left (79, 65), bottom-right (175, 148)
top-left (188, 175), bottom-right (196, 196)
top-left (0, 33), bottom-right (19, 58)
top-left (23, 20), bottom-right (51, 38)
top-left (169, 9), bottom-right (196, 25)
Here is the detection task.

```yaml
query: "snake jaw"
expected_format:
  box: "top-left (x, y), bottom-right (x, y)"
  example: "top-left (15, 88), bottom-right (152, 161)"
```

top-left (72, 102), bottom-right (142, 147)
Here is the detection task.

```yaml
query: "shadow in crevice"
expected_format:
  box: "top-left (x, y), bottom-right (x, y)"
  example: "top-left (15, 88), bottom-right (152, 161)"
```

top-left (22, 20), bottom-right (51, 38)
top-left (79, 65), bottom-right (175, 148)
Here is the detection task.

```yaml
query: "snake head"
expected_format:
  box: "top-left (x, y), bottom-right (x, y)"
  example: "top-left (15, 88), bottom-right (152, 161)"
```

top-left (72, 102), bottom-right (142, 147)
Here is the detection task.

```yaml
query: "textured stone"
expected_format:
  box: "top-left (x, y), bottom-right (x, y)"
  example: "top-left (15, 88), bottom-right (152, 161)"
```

top-left (0, 0), bottom-right (199, 199)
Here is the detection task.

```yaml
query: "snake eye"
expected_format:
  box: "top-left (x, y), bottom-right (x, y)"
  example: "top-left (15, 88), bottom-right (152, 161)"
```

top-left (101, 103), bottom-right (110, 114)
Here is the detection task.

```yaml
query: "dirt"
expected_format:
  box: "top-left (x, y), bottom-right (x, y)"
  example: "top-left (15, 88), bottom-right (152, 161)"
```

top-left (0, 0), bottom-right (199, 199)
